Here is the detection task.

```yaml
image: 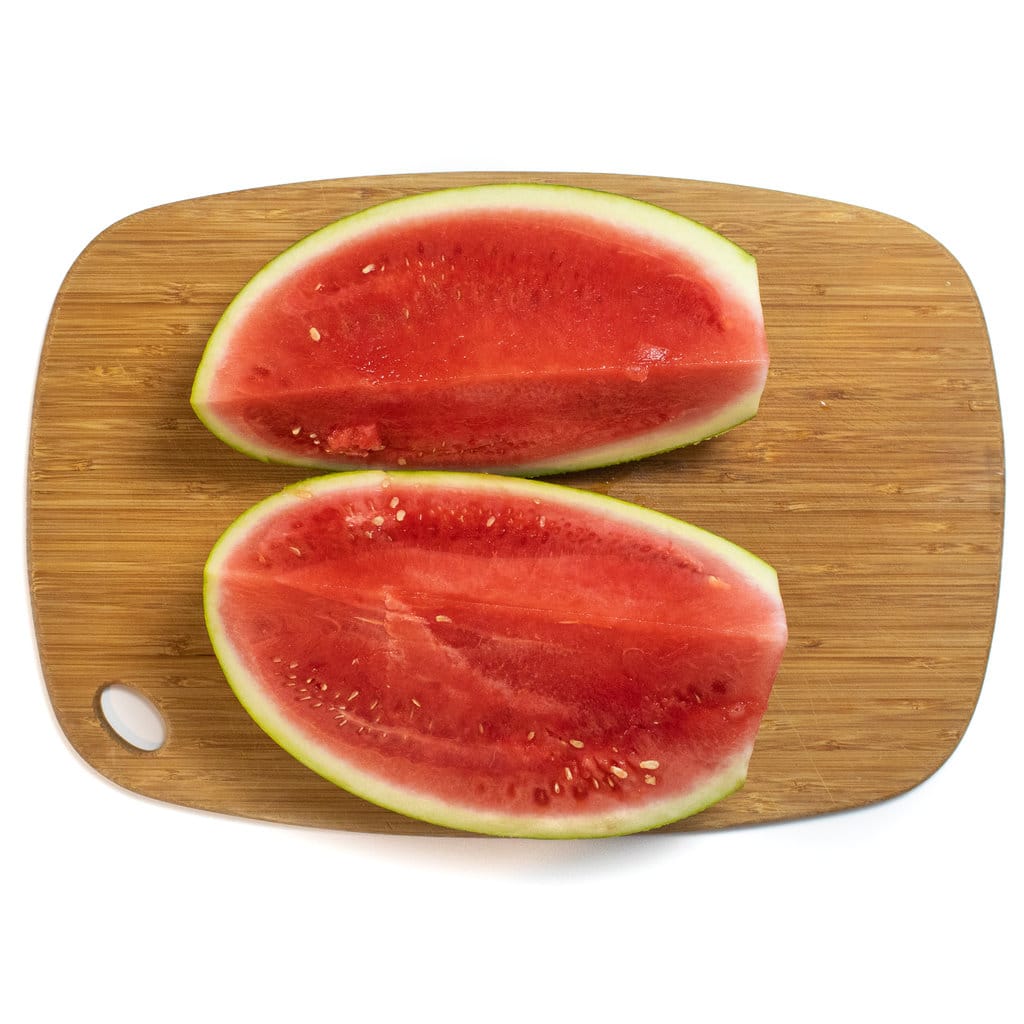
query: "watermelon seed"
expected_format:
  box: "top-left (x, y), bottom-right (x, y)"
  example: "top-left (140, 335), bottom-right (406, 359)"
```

top-left (486, 516), bottom-right (496, 527)
top-left (411, 698), bottom-right (421, 708)
top-left (396, 509), bottom-right (407, 522)
top-left (362, 263), bottom-right (376, 274)
top-left (308, 327), bottom-right (321, 342)
top-left (290, 426), bottom-right (301, 436)
top-left (610, 765), bottom-right (629, 780)
top-left (569, 738), bottom-right (584, 749)
top-left (349, 690), bottom-right (360, 700)
top-left (645, 775), bottom-right (657, 786)
top-left (372, 516), bottom-right (385, 526)
top-left (435, 615), bottom-right (452, 624)
top-left (639, 759), bottom-right (660, 770)
top-left (389, 496), bottom-right (400, 508)
top-left (526, 731), bottom-right (535, 741)
top-left (553, 782), bottom-right (561, 795)
top-left (564, 767), bottom-right (573, 781)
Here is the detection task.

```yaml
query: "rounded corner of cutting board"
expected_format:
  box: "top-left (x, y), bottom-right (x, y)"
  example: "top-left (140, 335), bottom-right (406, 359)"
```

top-left (27, 171), bottom-right (1004, 835)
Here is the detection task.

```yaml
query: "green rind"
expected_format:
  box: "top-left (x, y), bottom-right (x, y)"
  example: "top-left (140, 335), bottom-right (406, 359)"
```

top-left (204, 471), bottom-right (783, 838)
top-left (191, 183), bottom-right (767, 475)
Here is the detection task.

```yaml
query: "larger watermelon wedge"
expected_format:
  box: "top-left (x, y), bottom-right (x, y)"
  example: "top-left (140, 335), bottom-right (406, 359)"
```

top-left (191, 184), bottom-right (768, 476)
top-left (204, 472), bottom-right (787, 837)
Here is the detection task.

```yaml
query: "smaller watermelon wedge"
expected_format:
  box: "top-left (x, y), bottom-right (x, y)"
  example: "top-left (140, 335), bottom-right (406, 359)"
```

top-left (204, 471), bottom-right (787, 837)
top-left (191, 184), bottom-right (769, 476)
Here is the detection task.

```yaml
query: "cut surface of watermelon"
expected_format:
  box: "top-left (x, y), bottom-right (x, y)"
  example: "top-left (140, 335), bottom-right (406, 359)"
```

top-left (191, 184), bottom-right (768, 475)
top-left (204, 472), bottom-right (788, 837)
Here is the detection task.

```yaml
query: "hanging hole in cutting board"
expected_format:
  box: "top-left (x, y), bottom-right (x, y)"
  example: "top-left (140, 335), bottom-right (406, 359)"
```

top-left (98, 684), bottom-right (166, 752)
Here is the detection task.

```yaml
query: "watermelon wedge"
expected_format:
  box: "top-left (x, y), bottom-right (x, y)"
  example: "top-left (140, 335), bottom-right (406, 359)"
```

top-left (204, 472), bottom-right (787, 837)
top-left (191, 184), bottom-right (769, 476)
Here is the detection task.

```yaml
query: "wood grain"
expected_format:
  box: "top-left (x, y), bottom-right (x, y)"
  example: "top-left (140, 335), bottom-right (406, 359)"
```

top-left (27, 172), bottom-right (1004, 835)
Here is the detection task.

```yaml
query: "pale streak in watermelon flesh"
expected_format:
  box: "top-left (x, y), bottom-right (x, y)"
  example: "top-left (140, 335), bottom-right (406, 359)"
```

top-left (191, 184), bottom-right (768, 475)
top-left (204, 472), bottom-right (788, 838)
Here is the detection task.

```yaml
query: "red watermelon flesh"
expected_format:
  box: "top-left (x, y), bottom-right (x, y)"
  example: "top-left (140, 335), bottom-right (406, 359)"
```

top-left (191, 185), bottom-right (768, 475)
top-left (204, 472), bottom-right (787, 837)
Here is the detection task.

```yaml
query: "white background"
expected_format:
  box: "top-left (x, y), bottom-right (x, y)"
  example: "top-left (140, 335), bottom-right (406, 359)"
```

top-left (5, 3), bottom-right (1019, 1020)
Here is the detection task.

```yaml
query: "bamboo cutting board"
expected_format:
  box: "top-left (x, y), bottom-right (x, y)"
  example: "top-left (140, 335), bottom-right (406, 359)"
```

top-left (28, 172), bottom-right (1003, 835)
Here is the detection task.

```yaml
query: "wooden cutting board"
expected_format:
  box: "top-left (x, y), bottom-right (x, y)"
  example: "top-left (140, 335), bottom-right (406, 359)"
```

top-left (28, 171), bottom-right (1004, 836)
